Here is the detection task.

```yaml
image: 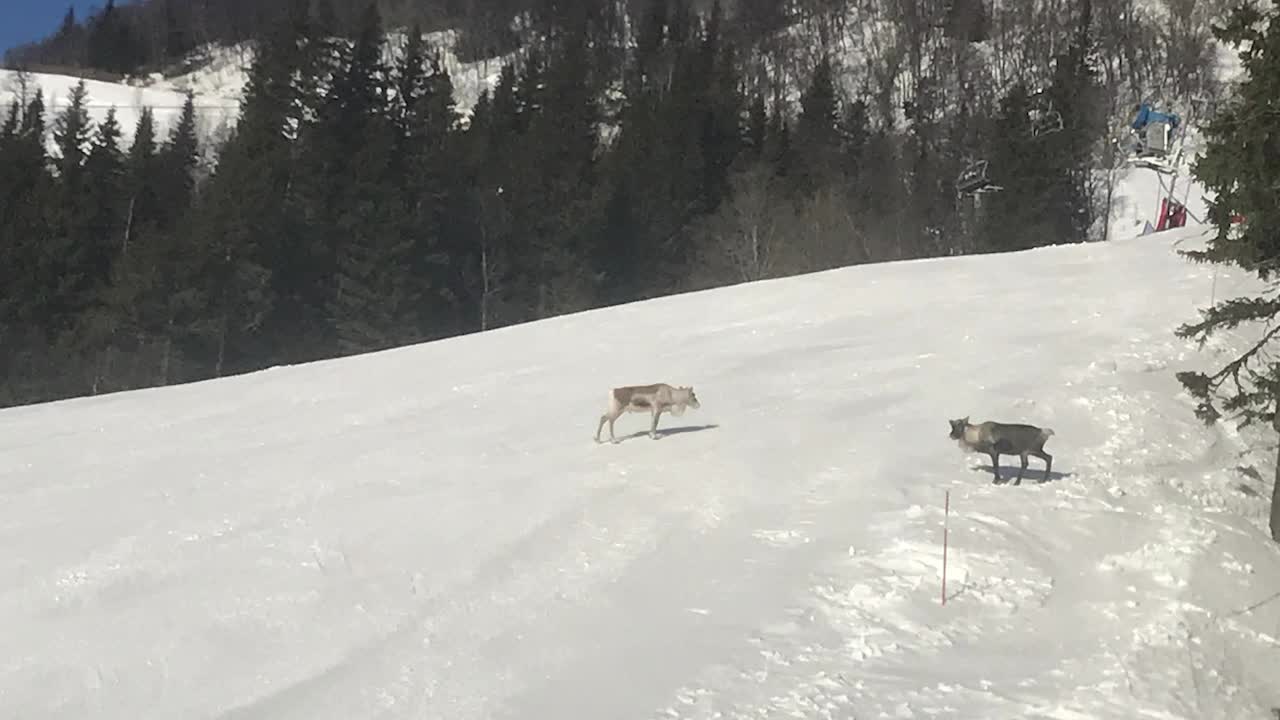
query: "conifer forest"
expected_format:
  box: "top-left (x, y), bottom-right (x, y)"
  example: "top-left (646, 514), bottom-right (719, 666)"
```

top-left (0, 0), bottom-right (1232, 407)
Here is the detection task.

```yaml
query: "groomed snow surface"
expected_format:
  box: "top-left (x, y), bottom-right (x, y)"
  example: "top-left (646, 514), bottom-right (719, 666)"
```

top-left (3, 216), bottom-right (1280, 719)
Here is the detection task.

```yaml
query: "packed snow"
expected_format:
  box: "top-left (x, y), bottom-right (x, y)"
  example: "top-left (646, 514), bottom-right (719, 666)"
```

top-left (2, 204), bottom-right (1279, 718)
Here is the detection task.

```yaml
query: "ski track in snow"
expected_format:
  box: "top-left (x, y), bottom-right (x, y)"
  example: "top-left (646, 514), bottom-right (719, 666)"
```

top-left (2, 228), bottom-right (1280, 718)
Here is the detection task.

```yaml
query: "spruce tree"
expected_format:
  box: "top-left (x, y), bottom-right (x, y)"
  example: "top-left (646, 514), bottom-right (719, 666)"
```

top-left (457, 88), bottom-right (514, 333)
top-left (519, 23), bottom-right (603, 318)
top-left (322, 3), bottom-right (416, 353)
top-left (793, 54), bottom-right (841, 197)
top-left (163, 0), bottom-right (191, 60)
top-left (105, 107), bottom-right (162, 388)
top-left (125, 108), bottom-right (160, 243)
top-left (142, 92), bottom-right (204, 385)
top-left (158, 91), bottom-right (199, 226)
top-left (76, 107), bottom-right (128, 393)
top-left (396, 31), bottom-right (462, 339)
top-left (0, 90), bottom-right (55, 403)
top-left (695, 1), bottom-right (744, 211)
top-left (1, 99), bottom-right (19, 140)
top-left (1174, 1), bottom-right (1280, 541)
top-left (187, 2), bottom-right (313, 375)
top-left (48, 81), bottom-right (95, 332)
top-left (53, 80), bottom-right (92, 191)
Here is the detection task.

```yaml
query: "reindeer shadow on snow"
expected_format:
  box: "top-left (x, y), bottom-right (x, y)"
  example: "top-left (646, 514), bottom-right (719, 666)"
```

top-left (616, 423), bottom-right (721, 443)
top-left (971, 463), bottom-right (1073, 484)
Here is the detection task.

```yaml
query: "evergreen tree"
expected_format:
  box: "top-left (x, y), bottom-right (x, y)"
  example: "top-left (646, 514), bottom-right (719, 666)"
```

top-left (695, 1), bottom-right (744, 211)
top-left (457, 87), bottom-right (514, 332)
top-left (157, 91), bottom-right (199, 226)
top-left (186, 0), bottom-right (314, 375)
top-left (1040, 3), bottom-right (1105, 245)
top-left (320, 3), bottom-right (416, 353)
top-left (978, 83), bottom-right (1058, 252)
top-left (48, 81), bottom-right (96, 334)
top-left (327, 121), bottom-right (409, 354)
top-left (792, 54), bottom-right (842, 196)
top-left (163, 0), bottom-right (192, 59)
top-left (87, 0), bottom-right (143, 74)
top-left (1, 100), bottom-right (18, 140)
top-left (126, 108), bottom-right (161, 242)
top-left (0, 90), bottom-right (55, 403)
top-left (901, 74), bottom-right (959, 258)
top-left (518, 23), bottom-right (604, 318)
top-left (396, 29), bottom-right (463, 338)
top-left (105, 106), bottom-right (162, 389)
top-left (49, 7), bottom-right (86, 66)
top-left (456, 63), bottom-right (529, 329)
top-left (53, 80), bottom-right (92, 190)
top-left (131, 91), bottom-right (205, 386)
top-left (75, 107), bottom-right (128, 392)
top-left (1174, 1), bottom-right (1280, 541)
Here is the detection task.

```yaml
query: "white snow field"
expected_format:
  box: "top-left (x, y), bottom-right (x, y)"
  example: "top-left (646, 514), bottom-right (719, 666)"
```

top-left (2, 223), bottom-right (1279, 719)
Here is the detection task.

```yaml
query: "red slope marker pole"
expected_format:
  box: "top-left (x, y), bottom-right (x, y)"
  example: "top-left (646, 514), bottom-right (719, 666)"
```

top-left (942, 490), bottom-right (950, 606)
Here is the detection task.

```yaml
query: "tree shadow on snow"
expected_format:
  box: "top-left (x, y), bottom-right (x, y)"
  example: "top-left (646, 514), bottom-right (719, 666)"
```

top-left (615, 424), bottom-right (721, 442)
top-left (972, 464), bottom-right (1074, 484)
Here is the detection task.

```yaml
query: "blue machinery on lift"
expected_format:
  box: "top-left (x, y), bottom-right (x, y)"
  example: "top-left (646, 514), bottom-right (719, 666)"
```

top-left (1126, 102), bottom-right (1182, 173)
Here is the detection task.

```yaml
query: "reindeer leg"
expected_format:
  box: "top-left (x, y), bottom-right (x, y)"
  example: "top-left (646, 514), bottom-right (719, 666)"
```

top-left (595, 414), bottom-right (609, 444)
top-left (650, 406), bottom-right (662, 439)
top-left (990, 451), bottom-right (1002, 484)
top-left (1034, 450), bottom-right (1053, 482)
top-left (1016, 452), bottom-right (1028, 486)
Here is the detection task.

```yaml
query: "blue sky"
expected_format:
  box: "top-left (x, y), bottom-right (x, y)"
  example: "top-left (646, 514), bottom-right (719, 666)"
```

top-left (2, 1), bottom-right (103, 55)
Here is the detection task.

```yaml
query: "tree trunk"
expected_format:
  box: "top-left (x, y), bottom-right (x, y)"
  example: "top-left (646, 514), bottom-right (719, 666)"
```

top-left (480, 244), bottom-right (489, 332)
top-left (160, 320), bottom-right (173, 385)
top-left (1271, 448), bottom-right (1280, 542)
top-left (122, 195), bottom-right (136, 254)
top-left (215, 313), bottom-right (227, 378)
top-left (1272, 400), bottom-right (1280, 542)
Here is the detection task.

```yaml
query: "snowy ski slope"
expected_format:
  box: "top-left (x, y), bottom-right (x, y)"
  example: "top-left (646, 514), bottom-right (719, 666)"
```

top-left (2, 218), bottom-right (1279, 719)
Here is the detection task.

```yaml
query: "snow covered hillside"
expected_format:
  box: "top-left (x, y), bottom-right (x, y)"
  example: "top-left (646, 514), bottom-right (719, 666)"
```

top-left (2, 216), bottom-right (1279, 718)
top-left (0, 30), bottom-right (509, 154)
top-left (0, 45), bottom-right (248, 150)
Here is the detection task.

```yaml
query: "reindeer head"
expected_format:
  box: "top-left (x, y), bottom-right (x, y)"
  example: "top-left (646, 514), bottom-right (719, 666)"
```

top-left (948, 417), bottom-right (969, 440)
top-left (683, 386), bottom-right (700, 410)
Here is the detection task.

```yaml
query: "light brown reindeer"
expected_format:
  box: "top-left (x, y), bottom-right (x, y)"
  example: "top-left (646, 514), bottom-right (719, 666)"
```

top-left (595, 383), bottom-right (700, 444)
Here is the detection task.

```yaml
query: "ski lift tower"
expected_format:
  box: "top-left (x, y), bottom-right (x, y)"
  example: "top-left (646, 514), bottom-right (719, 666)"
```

top-left (1120, 101), bottom-right (1196, 233)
